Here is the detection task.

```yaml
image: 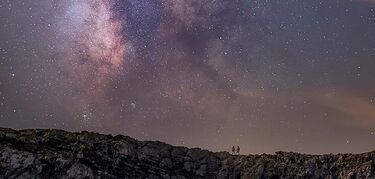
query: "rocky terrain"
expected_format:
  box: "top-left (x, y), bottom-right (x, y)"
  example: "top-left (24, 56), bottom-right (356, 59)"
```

top-left (0, 128), bottom-right (374, 179)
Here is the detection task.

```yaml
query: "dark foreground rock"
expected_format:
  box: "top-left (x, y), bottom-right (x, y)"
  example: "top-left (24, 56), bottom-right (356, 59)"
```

top-left (0, 128), bottom-right (374, 179)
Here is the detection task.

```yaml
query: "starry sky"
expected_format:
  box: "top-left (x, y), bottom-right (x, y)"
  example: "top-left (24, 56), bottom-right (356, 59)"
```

top-left (1, 0), bottom-right (375, 154)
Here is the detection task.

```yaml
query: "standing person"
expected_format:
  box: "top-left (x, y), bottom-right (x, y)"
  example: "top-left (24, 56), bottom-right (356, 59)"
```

top-left (232, 146), bottom-right (235, 155)
top-left (236, 146), bottom-right (240, 155)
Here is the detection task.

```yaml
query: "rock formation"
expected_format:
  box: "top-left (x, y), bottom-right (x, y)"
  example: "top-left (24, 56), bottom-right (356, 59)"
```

top-left (0, 128), bottom-right (374, 178)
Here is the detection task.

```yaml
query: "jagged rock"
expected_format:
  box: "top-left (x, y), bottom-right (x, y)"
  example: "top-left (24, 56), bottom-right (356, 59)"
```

top-left (0, 128), bottom-right (375, 179)
top-left (65, 163), bottom-right (94, 178)
top-left (160, 158), bottom-right (173, 169)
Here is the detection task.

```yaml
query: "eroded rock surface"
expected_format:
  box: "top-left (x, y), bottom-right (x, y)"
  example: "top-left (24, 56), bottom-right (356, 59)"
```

top-left (0, 128), bottom-right (374, 179)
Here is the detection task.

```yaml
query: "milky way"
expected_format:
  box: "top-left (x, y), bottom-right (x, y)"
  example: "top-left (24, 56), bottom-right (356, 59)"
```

top-left (53, 0), bottom-right (133, 128)
top-left (62, 0), bottom-right (127, 75)
top-left (1, 0), bottom-right (375, 154)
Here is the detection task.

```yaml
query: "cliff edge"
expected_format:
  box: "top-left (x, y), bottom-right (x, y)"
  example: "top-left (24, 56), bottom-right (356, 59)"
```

top-left (0, 128), bottom-right (374, 179)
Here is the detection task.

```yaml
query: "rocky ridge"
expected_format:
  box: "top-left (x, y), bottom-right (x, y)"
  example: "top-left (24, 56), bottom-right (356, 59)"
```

top-left (0, 128), bottom-right (374, 179)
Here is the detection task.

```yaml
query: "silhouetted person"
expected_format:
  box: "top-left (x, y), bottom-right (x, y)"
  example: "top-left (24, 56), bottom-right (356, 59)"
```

top-left (231, 146), bottom-right (235, 155)
top-left (236, 146), bottom-right (240, 155)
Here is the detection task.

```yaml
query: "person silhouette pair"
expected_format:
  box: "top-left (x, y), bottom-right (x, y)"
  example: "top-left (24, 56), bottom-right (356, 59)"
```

top-left (231, 146), bottom-right (240, 155)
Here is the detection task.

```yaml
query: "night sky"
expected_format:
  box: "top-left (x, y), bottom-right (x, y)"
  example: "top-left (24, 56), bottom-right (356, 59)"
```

top-left (1, 0), bottom-right (375, 154)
